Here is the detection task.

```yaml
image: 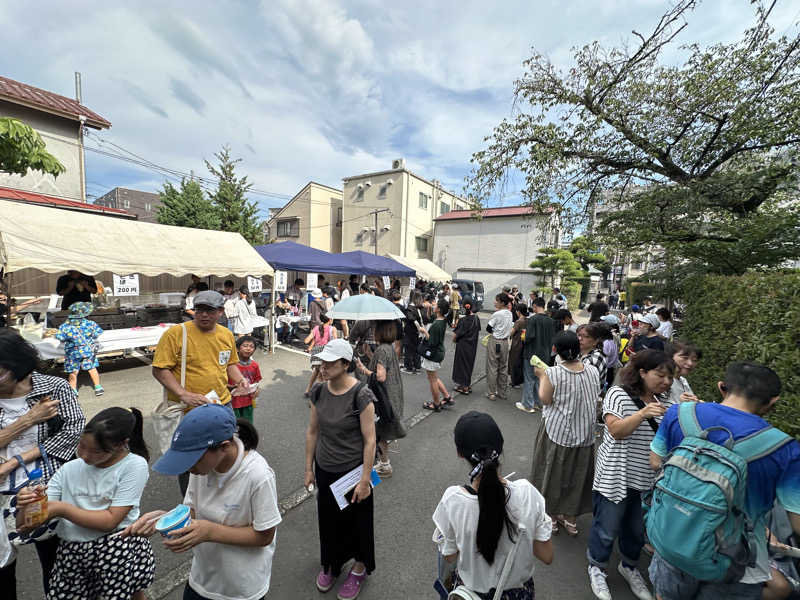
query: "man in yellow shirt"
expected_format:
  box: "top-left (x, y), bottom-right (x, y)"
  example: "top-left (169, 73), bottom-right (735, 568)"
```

top-left (152, 290), bottom-right (248, 493)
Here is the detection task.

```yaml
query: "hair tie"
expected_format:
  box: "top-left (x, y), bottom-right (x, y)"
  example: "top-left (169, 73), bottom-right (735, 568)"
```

top-left (468, 450), bottom-right (499, 482)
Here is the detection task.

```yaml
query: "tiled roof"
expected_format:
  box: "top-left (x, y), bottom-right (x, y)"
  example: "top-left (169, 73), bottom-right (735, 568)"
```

top-left (435, 205), bottom-right (550, 221)
top-left (0, 186), bottom-right (134, 218)
top-left (0, 76), bottom-right (111, 129)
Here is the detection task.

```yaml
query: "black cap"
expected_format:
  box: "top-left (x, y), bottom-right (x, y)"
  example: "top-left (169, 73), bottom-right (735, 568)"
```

top-left (454, 411), bottom-right (504, 457)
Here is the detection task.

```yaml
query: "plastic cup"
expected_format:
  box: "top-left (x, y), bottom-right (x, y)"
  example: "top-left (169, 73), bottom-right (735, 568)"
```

top-left (155, 504), bottom-right (192, 538)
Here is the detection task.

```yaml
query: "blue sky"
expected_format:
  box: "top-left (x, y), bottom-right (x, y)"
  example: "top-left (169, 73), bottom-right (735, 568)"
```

top-left (1, 0), bottom-right (798, 218)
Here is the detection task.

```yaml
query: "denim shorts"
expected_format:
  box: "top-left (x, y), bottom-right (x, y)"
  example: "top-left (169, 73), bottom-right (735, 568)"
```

top-left (648, 553), bottom-right (762, 600)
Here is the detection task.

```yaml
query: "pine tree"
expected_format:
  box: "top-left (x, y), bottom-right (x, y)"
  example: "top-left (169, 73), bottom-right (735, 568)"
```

top-left (156, 177), bottom-right (220, 230)
top-left (205, 146), bottom-right (262, 244)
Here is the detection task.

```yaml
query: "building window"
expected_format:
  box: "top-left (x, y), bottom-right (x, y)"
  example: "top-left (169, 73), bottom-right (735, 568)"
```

top-left (336, 207), bottom-right (342, 226)
top-left (439, 201), bottom-right (450, 215)
top-left (419, 192), bottom-right (429, 209)
top-left (145, 203), bottom-right (151, 211)
top-left (356, 188), bottom-right (364, 201)
top-left (378, 184), bottom-right (387, 199)
top-left (277, 219), bottom-right (300, 237)
top-left (415, 237), bottom-right (428, 252)
top-left (124, 199), bottom-right (130, 208)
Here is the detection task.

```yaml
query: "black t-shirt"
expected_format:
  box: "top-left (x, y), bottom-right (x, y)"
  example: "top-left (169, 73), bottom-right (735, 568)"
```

top-left (633, 334), bottom-right (665, 352)
top-left (56, 275), bottom-right (97, 310)
top-left (588, 301), bottom-right (609, 322)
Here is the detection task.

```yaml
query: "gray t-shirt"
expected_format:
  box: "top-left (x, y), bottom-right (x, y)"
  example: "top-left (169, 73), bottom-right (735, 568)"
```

top-left (312, 381), bottom-right (375, 472)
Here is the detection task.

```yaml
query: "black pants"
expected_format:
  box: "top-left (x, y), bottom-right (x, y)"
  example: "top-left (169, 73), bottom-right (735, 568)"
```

top-left (184, 582), bottom-right (264, 600)
top-left (403, 336), bottom-right (421, 371)
top-left (0, 535), bottom-right (60, 599)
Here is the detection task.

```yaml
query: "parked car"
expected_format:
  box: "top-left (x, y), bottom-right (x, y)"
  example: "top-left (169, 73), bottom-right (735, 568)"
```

top-left (451, 279), bottom-right (484, 312)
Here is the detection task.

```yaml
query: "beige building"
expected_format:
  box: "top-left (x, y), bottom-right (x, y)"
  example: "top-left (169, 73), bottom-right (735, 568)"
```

top-left (0, 75), bottom-right (111, 202)
top-left (342, 159), bottom-right (469, 259)
top-left (265, 181), bottom-right (343, 253)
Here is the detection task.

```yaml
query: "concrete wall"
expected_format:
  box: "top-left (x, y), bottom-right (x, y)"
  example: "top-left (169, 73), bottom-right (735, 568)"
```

top-left (342, 168), bottom-right (467, 259)
top-left (0, 101), bottom-right (83, 201)
top-left (269, 187), bottom-right (312, 246)
top-left (267, 183), bottom-right (342, 253)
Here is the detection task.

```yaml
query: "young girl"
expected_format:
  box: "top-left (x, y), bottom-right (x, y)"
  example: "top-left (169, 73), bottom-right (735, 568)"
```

top-left (18, 407), bottom-right (153, 600)
top-left (55, 301), bottom-right (104, 395)
top-left (304, 313), bottom-right (337, 397)
top-left (229, 336), bottom-right (262, 423)
top-left (433, 411), bottom-right (553, 599)
top-left (123, 404), bottom-right (281, 600)
top-left (420, 299), bottom-right (454, 412)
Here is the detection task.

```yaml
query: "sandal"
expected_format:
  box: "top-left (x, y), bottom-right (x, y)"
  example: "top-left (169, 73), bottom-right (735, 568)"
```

top-left (442, 395), bottom-right (455, 406)
top-left (423, 401), bottom-right (442, 412)
top-left (557, 516), bottom-right (578, 536)
top-left (551, 518), bottom-right (559, 534)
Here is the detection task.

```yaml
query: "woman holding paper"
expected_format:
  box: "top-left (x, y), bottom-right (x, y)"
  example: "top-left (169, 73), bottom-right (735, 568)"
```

top-left (304, 338), bottom-right (377, 600)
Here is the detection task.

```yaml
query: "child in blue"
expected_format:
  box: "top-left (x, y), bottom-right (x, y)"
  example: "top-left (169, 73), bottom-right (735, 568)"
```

top-left (649, 362), bottom-right (800, 600)
top-left (55, 302), bottom-right (104, 395)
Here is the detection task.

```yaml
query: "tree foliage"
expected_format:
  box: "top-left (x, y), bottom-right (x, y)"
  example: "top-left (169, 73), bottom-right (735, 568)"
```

top-left (529, 247), bottom-right (585, 287)
top-left (205, 146), bottom-right (262, 245)
top-left (0, 117), bottom-right (65, 177)
top-left (467, 0), bottom-right (800, 278)
top-left (568, 236), bottom-right (610, 273)
top-left (157, 177), bottom-right (220, 230)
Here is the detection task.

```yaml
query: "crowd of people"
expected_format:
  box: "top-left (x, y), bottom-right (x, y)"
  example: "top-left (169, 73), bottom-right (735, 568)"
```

top-left (0, 279), bottom-right (798, 600)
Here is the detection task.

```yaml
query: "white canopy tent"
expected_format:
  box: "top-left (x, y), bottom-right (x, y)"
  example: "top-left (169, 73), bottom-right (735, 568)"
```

top-left (0, 199), bottom-right (273, 277)
top-left (385, 254), bottom-right (451, 283)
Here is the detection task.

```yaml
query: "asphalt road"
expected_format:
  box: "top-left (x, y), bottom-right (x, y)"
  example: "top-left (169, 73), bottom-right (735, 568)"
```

top-left (17, 312), bottom-right (644, 600)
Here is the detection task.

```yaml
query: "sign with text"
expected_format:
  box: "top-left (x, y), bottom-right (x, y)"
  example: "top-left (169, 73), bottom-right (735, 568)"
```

top-left (112, 274), bottom-right (140, 297)
top-left (409, 276), bottom-right (416, 290)
top-left (247, 276), bottom-right (263, 293)
top-left (274, 270), bottom-right (288, 292)
top-left (382, 275), bottom-right (390, 290)
top-left (306, 273), bottom-right (318, 290)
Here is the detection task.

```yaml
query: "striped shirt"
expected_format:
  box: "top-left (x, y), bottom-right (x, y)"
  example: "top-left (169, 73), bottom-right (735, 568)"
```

top-left (542, 364), bottom-right (599, 447)
top-left (580, 349), bottom-right (607, 393)
top-left (593, 385), bottom-right (660, 503)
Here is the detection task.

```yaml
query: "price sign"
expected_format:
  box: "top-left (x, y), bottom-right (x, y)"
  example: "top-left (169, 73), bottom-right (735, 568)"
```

top-left (112, 274), bottom-right (140, 297)
top-left (306, 273), bottom-right (318, 290)
top-left (409, 276), bottom-right (416, 289)
top-left (382, 276), bottom-right (390, 289)
top-left (247, 276), bottom-right (262, 293)
top-left (274, 270), bottom-right (288, 292)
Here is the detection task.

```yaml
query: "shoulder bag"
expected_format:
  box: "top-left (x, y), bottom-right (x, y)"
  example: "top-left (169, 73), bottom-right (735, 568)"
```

top-left (448, 522), bottom-right (529, 600)
top-left (152, 323), bottom-right (188, 456)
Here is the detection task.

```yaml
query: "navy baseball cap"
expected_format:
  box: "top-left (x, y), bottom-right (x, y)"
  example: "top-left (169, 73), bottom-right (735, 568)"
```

top-left (153, 404), bottom-right (237, 475)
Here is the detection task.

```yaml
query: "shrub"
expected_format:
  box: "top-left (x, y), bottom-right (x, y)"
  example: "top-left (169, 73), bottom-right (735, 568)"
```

top-left (562, 280), bottom-right (582, 311)
top-left (681, 271), bottom-right (800, 439)
top-left (573, 277), bottom-right (591, 304)
top-left (629, 282), bottom-right (658, 307)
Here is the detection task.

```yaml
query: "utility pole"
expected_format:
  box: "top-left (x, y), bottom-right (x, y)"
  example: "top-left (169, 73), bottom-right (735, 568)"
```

top-left (75, 72), bottom-right (87, 203)
top-left (367, 207), bottom-right (391, 255)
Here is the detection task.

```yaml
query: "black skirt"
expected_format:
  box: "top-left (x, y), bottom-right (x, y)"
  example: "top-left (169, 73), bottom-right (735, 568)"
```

top-left (315, 462), bottom-right (376, 576)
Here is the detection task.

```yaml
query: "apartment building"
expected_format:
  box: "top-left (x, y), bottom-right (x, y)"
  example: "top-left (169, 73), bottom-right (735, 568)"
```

top-left (433, 205), bottom-right (561, 298)
top-left (341, 159), bottom-right (468, 259)
top-left (265, 182), bottom-right (343, 253)
top-left (94, 187), bottom-right (161, 222)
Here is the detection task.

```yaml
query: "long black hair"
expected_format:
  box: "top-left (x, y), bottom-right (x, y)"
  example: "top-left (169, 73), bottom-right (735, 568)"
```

top-left (84, 407), bottom-right (149, 461)
top-left (237, 419), bottom-right (259, 450)
top-left (470, 448), bottom-right (514, 564)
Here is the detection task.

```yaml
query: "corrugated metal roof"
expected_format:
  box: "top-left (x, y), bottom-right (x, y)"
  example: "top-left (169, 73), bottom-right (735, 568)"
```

top-left (0, 76), bottom-right (111, 129)
top-left (0, 186), bottom-right (134, 218)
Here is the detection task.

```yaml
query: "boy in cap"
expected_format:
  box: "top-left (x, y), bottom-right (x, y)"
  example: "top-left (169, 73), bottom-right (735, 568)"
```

top-left (55, 301), bottom-right (104, 394)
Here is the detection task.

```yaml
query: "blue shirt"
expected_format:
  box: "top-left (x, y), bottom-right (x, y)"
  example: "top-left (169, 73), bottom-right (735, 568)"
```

top-left (652, 402), bottom-right (800, 583)
top-left (55, 318), bottom-right (103, 358)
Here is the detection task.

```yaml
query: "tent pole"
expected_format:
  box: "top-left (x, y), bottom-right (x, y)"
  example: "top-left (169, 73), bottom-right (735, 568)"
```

top-left (270, 286), bottom-right (276, 355)
top-left (1, 270), bottom-right (9, 328)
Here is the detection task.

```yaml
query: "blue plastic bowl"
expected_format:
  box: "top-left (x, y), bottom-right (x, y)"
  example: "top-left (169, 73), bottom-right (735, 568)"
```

top-left (155, 504), bottom-right (191, 537)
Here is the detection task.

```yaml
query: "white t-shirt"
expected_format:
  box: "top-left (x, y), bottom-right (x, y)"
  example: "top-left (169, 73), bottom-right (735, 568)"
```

top-left (488, 309), bottom-right (513, 339)
top-left (185, 437), bottom-right (282, 600)
top-left (340, 288), bottom-right (351, 301)
top-left (0, 396), bottom-right (39, 492)
top-left (47, 452), bottom-right (149, 542)
top-left (432, 479), bottom-right (551, 593)
top-left (657, 320), bottom-right (673, 339)
top-left (667, 376), bottom-right (693, 406)
top-left (593, 386), bottom-right (660, 503)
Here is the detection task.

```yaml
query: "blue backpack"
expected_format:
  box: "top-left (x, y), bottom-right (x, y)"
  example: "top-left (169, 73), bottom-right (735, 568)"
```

top-left (645, 402), bottom-right (791, 583)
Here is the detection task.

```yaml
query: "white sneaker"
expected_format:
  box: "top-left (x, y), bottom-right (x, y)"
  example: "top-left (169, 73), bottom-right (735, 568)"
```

top-left (617, 563), bottom-right (653, 600)
top-left (588, 565), bottom-right (612, 600)
top-left (515, 402), bottom-right (537, 413)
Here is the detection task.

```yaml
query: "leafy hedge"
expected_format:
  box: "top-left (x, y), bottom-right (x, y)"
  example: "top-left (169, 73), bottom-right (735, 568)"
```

top-left (629, 282), bottom-right (659, 307)
top-left (681, 271), bottom-right (800, 439)
top-left (562, 280), bottom-right (582, 312)
top-left (573, 277), bottom-right (591, 304)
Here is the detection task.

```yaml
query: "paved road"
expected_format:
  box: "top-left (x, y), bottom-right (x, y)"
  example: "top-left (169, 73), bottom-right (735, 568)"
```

top-left (18, 312), bottom-right (644, 600)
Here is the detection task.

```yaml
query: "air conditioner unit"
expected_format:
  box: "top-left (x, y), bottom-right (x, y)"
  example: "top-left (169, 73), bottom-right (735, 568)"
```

top-left (386, 178), bottom-right (393, 185)
top-left (364, 181), bottom-right (372, 187)
top-left (356, 183), bottom-right (364, 190)
top-left (392, 158), bottom-right (406, 170)
top-left (382, 225), bottom-right (391, 232)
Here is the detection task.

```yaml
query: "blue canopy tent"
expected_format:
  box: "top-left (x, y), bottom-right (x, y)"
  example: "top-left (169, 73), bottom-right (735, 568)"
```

top-left (254, 242), bottom-right (414, 277)
top-left (338, 250), bottom-right (415, 277)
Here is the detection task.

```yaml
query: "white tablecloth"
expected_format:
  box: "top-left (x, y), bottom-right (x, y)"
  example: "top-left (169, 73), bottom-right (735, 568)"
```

top-left (34, 324), bottom-right (175, 359)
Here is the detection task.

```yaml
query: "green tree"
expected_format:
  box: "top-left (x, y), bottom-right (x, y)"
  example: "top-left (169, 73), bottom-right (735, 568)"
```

top-left (467, 1), bottom-right (800, 277)
top-left (205, 146), bottom-right (262, 245)
top-left (529, 247), bottom-right (585, 287)
top-left (568, 236), bottom-right (610, 274)
top-left (0, 117), bottom-right (65, 176)
top-left (157, 177), bottom-right (220, 230)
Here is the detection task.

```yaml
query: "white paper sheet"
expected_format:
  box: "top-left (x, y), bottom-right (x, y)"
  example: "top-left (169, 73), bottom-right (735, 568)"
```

top-left (329, 464), bottom-right (364, 510)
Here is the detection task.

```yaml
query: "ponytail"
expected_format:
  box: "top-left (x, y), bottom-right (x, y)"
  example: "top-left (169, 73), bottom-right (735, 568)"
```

top-left (471, 449), bottom-right (515, 564)
top-left (318, 313), bottom-right (328, 336)
top-left (127, 408), bottom-right (149, 461)
top-left (237, 418), bottom-right (259, 450)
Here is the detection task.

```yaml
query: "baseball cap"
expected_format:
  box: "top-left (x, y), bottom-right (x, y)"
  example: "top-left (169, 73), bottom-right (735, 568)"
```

top-left (315, 338), bottom-right (353, 362)
top-left (600, 314), bottom-right (620, 325)
top-left (454, 411), bottom-right (504, 457)
top-left (193, 290), bottom-right (225, 309)
top-left (152, 404), bottom-right (237, 475)
top-left (640, 314), bottom-right (661, 330)
top-left (631, 304), bottom-right (641, 312)
top-left (310, 288), bottom-right (323, 299)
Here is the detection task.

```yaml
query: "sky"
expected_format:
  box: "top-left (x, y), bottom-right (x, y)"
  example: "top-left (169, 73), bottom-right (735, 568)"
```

top-left (1, 0), bottom-right (798, 219)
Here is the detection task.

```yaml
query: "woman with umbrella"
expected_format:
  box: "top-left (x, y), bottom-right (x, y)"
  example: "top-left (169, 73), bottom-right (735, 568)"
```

top-left (451, 298), bottom-right (480, 395)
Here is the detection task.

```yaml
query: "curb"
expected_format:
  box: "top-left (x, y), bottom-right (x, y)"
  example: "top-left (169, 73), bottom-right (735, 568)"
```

top-left (147, 369), bottom-right (488, 599)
